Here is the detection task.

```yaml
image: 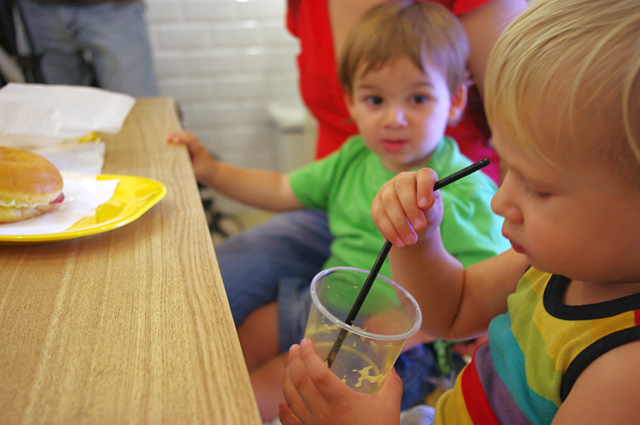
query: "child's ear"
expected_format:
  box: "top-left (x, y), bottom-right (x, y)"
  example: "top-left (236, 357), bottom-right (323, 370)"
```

top-left (447, 83), bottom-right (468, 125)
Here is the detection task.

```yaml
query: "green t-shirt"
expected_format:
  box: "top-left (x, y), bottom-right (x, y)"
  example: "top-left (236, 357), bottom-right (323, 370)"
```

top-left (289, 135), bottom-right (509, 280)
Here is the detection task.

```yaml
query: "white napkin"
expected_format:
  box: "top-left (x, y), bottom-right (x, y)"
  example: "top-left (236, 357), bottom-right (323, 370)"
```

top-left (0, 82), bottom-right (135, 149)
top-left (33, 141), bottom-right (106, 176)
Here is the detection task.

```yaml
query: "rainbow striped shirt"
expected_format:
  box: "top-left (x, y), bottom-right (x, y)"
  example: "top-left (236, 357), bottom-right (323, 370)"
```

top-left (433, 267), bottom-right (640, 424)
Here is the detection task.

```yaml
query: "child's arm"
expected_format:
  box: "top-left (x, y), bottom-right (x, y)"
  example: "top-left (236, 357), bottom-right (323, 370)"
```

top-left (168, 130), bottom-right (303, 211)
top-left (551, 340), bottom-right (640, 424)
top-left (280, 339), bottom-right (402, 425)
top-left (371, 168), bottom-right (529, 340)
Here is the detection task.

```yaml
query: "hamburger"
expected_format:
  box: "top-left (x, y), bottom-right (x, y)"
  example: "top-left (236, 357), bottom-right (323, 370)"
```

top-left (0, 146), bottom-right (64, 223)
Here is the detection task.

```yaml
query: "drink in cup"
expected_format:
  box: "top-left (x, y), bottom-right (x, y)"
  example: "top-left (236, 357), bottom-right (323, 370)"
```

top-left (304, 266), bottom-right (422, 394)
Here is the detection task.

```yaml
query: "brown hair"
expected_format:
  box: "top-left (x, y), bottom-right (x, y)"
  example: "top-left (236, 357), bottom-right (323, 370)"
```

top-left (338, 1), bottom-right (469, 96)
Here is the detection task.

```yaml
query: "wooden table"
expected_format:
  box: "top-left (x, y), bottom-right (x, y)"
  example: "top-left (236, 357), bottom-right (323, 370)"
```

top-left (0, 97), bottom-right (262, 425)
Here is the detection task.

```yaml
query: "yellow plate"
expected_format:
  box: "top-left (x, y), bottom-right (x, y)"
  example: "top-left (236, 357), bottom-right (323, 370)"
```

top-left (0, 175), bottom-right (166, 244)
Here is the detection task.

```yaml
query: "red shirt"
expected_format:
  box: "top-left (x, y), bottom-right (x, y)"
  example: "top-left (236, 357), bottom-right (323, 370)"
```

top-left (287, 0), bottom-right (499, 183)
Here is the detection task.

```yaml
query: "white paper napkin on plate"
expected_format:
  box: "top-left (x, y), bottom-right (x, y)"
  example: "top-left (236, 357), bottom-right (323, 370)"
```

top-left (0, 82), bottom-right (135, 149)
top-left (33, 141), bottom-right (106, 176)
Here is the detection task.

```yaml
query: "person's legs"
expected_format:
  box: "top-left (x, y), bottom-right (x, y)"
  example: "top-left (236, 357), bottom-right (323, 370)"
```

top-left (238, 274), bottom-right (313, 422)
top-left (241, 273), bottom-right (316, 422)
top-left (75, 1), bottom-right (158, 96)
top-left (250, 352), bottom-right (289, 422)
top-left (238, 303), bottom-right (288, 421)
top-left (20, 0), bottom-right (93, 86)
top-left (238, 302), bottom-right (280, 371)
top-left (216, 210), bottom-right (332, 326)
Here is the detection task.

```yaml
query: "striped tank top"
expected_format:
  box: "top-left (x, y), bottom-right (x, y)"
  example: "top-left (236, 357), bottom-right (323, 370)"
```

top-left (433, 267), bottom-right (640, 424)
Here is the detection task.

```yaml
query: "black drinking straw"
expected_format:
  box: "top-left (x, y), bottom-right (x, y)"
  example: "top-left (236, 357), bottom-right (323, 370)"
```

top-left (325, 158), bottom-right (490, 368)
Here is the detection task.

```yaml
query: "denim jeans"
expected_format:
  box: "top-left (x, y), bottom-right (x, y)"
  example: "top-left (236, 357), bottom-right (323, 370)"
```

top-left (20, 0), bottom-right (157, 96)
top-left (216, 209), bottom-right (332, 327)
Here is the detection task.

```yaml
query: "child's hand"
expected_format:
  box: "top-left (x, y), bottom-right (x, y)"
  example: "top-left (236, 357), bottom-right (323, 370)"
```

top-left (167, 130), bottom-right (215, 184)
top-left (371, 168), bottom-right (444, 247)
top-left (280, 339), bottom-right (402, 425)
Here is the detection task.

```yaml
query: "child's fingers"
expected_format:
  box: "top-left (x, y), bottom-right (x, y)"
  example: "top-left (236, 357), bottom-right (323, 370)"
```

top-left (283, 367), bottom-right (312, 424)
top-left (167, 134), bottom-right (182, 144)
top-left (279, 402), bottom-right (304, 425)
top-left (381, 174), bottom-right (422, 245)
top-left (283, 344), bottom-right (322, 423)
top-left (415, 168), bottom-right (438, 209)
top-left (166, 130), bottom-right (192, 144)
top-left (415, 168), bottom-right (445, 232)
top-left (371, 197), bottom-right (406, 247)
top-left (297, 339), bottom-right (352, 405)
top-left (393, 172), bottom-right (428, 234)
top-left (374, 179), bottom-right (417, 246)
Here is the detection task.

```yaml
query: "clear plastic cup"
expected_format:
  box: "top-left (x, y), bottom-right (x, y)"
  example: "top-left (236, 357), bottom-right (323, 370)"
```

top-left (303, 266), bottom-right (422, 393)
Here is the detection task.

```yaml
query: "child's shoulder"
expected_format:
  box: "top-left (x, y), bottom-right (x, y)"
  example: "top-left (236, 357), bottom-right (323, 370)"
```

top-left (558, 339), bottom-right (640, 422)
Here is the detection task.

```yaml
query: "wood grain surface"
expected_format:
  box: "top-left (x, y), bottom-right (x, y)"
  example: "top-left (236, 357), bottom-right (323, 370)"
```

top-left (0, 97), bottom-right (262, 425)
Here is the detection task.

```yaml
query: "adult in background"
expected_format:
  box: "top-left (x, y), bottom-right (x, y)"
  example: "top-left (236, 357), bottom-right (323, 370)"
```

top-left (20, 0), bottom-right (157, 97)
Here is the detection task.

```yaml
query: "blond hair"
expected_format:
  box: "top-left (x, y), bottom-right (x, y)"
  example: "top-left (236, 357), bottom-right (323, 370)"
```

top-left (338, 1), bottom-right (469, 96)
top-left (485, 0), bottom-right (640, 182)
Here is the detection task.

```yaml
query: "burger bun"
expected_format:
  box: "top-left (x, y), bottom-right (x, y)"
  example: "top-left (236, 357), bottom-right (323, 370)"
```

top-left (0, 146), bottom-right (64, 223)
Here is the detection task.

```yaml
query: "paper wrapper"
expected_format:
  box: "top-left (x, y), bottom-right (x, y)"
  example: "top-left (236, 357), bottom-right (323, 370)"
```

top-left (0, 83), bottom-right (135, 148)
top-left (0, 83), bottom-right (136, 235)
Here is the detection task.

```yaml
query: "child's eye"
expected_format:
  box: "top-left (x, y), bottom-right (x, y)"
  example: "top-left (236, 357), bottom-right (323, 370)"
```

top-left (522, 182), bottom-right (551, 199)
top-left (365, 96), bottom-right (383, 105)
top-left (411, 95), bottom-right (429, 104)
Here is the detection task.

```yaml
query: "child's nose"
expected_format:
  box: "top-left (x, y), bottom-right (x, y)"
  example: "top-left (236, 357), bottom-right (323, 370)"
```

top-left (491, 176), bottom-right (523, 223)
top-left (383, 105), bottom-right (408, 127)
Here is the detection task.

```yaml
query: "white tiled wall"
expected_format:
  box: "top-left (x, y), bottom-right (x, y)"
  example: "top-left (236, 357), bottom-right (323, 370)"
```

top-left (145, 0), bottom-right (310, 212)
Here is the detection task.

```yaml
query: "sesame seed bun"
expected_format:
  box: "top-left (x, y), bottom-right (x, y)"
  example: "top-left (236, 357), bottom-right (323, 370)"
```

top-left (0, 146), bottom-right (64, 223)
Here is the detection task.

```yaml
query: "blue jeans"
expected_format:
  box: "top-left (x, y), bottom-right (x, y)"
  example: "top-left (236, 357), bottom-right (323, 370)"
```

top-left (216, 209), bottom-right (451, 409)
top-left (20, 0), bottom-right (157, 97)
top-left (217, 209), bottom-right (332, 327)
